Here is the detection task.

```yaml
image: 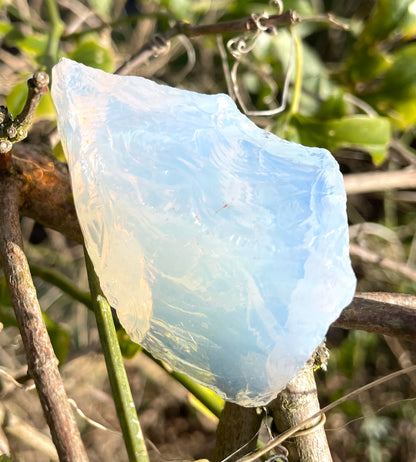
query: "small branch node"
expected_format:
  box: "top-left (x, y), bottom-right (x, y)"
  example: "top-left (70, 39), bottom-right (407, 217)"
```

top-left (0, 140), bottom-right (12, 154)
top-left (32, 72), bottom-right (50, 90)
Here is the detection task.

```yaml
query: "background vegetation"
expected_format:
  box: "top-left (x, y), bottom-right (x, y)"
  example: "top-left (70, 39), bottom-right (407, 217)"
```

top-left (0, 0), bottom-right (416, 461)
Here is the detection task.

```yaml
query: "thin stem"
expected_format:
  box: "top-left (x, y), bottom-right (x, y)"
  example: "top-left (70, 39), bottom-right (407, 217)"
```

top-left (116, 10), bottom-right (300, 75)
top-left (343, 169), bottom-right (416, 195)
top-left (84, 249), bottom-right (149, 462)
top-left (288, 28), bottom-right (303, 116)
top-left (0, 73), bottom-right (49, 146)
top-left (269, 365), bottom-right (332, 462)
top-left (0, 174), bottom-right (88, 461)
top-left (44, 0), bottom-right (64, 73)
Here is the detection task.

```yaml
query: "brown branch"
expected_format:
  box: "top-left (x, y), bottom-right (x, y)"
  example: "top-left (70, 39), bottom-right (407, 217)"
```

top-left (1, 73), bottom-right (49, 145)
top-left (12, 143), bottom-right (82, 243)
top-left (332, 292), bottom-right (416, 343)
top-left (179, 10), bottom-right (300, 37)
top-left (344, 169), bottom-right (416, 195)
top-left (212, 403), bottom-right (263, 462)
top-left (116, 10), bottom-right (301, 75)
top-left (0, 174), bottom-right (88, 460)
top-left (269, 363), bottom-right (332, 462)
top-left (116, 10), bottom-right (350, 76)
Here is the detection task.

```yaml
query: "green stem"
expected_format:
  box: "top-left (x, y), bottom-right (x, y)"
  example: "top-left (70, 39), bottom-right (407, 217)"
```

top-left (141, 350), bottom-right (224, 418)
top-left (288, 27), bottom-right (303, 116)
top-left (44, 0), bottom-right (64, 73)
top-left (84, 249), bottom-right (149, 462)
top-left (30, 262), bottom-right (92, 309)
top-left (165, 367), bottom-right (224, 418)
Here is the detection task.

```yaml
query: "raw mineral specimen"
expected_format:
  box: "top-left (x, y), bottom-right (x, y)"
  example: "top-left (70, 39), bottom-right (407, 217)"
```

top-left (51, 58), bottom-right (356, 406)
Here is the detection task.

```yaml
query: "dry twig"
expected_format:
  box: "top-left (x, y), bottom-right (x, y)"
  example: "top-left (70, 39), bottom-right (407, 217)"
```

top-left (115, 10), bottom-right (347, 76)
top-left (344, 169), bottom-right (416, 195)
top-left (269, 365), bottom-right (332, 462)
top-left (0, 74), bottom-right (88, 461)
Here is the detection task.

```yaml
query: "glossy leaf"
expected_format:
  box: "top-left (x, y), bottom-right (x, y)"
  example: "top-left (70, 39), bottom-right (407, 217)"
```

top-left (347, 0), bottom-right (413, 83)
top-left (359, 0), bottom-right (413, 43)
top-left (0, 23), bottom-right (47, 57)
top-left (290, 114), bottom-right (391, 164)
top-left (69, 40), bottom-right (114, 72)
top-left (363, 44), bottom-right (416, 129)
top-left (314, 91), bottom-right (348, 120)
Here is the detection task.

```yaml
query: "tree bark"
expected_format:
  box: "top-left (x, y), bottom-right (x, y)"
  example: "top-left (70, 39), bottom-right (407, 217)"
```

top-left (213, 402), bottom-right (263, 462)
top-left (0, 173), bottom-right (88, 461)
top-left (269, 366), bottom-right (332, 462)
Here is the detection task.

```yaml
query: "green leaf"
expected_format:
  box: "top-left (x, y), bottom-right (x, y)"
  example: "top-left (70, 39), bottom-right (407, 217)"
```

top-left (53, 141), bottom-right (66, 162)
top-left (378, 45), bottom-right (416, 99)
top-left (314, 90), bottom-right (348, 120)
top-left (346, 49), bottom-right (391, 84)
top-left (69, 40), bottom-right (114, 72)
top-left (401, 2), bottom-right (416, 38)
top-left (5, 81), bottom-right (55, 121)
top-left (346, 0), bottom-right (413, 83)
top-left (360, 0), bottom-right (413, 43)
top-left (117, 328), bottom-right (141, 359)
top-left (0, 24), bottom-right (47, 57)
top-left (363, 44), bottom-right (416, 129)
top-left (0, 455), bottom-right (13, 462)
top-left (289, 114), bottom-right (391, 164)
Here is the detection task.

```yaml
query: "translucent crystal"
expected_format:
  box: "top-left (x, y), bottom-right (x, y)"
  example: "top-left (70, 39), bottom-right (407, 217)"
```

top-left (51, 58), bottom-right (356, 406)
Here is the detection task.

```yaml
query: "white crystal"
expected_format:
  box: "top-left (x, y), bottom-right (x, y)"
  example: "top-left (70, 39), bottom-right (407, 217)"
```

top-left (51, 58), bottom-right (356, 406)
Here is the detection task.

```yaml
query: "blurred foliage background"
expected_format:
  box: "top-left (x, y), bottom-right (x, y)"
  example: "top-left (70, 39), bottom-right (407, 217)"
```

top-left (1, 0), bottom-right (416, 461)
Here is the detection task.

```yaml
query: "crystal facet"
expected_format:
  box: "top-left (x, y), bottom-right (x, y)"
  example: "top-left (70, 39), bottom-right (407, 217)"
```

top-left (51, 58), bottom-right (356, 406)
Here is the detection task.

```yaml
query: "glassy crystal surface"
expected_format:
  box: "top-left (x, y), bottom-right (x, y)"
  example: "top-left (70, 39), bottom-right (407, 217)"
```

top-left (52, 58), bottom-right (356, 406)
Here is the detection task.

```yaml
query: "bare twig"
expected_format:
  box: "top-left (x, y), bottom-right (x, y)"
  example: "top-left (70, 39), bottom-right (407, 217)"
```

top-left (116, 11), bottom-right (301, 75)
top-left (115, 9), bottom-right (350, 76)
top-left (344, 169), bottom-right (416, 195)
top-left (0, 175), bottom-right (88, 461)
top-left (349, 243), bottom-right (416, 282)
top-left (0, 72), bottom-right (88, 461)
top-left (269, 364), bottom-right (332, 462)
top-left (1, 73), bottom-right (50, 144)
